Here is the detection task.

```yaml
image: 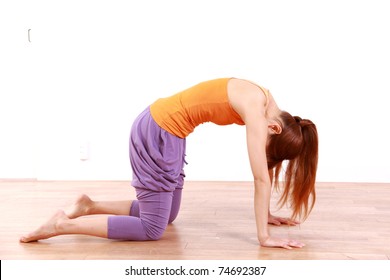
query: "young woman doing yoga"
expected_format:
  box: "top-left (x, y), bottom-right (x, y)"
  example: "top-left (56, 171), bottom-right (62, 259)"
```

top-left (20, 78), bottom-right (318, 249)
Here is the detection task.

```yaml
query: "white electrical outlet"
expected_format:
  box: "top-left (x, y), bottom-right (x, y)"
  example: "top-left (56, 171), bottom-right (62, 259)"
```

top-left (80, 142), bottom-right (90, 160)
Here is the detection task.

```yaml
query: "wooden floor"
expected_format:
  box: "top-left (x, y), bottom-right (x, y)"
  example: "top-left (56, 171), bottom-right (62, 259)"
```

top-left (1, 180), bottom-right (390, 260)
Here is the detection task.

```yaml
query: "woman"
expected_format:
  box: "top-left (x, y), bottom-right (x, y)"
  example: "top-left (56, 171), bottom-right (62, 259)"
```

top-left (20, 78), bottom-right (318, 249)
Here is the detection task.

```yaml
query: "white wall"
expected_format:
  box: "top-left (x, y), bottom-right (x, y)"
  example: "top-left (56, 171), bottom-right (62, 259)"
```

top-left (1, 0), bottom-right (389, 182)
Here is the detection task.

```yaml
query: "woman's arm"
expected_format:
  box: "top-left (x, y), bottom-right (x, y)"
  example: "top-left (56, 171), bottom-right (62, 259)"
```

top-left (228, 79), bottom-right (304, 249)
top-left (245, 108), bottom-right (274, 243)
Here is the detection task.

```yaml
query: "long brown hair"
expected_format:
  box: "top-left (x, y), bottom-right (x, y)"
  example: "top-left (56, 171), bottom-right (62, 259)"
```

top-left (267, 111), bottom-right (318, 221)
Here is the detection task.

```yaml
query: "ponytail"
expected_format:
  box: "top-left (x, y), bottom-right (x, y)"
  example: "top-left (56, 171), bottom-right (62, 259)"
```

top-left (267, 112), bottom-right (319, 221)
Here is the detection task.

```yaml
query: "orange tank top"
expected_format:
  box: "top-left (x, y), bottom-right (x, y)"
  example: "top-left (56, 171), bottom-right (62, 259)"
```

top-left (150, 78), bottom-right (245, 138)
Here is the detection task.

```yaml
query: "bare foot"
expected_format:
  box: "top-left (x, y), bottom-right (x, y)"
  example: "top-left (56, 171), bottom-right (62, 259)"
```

top-left (66, 194), bottom-right (93, 219)
top-left (20, 210), bottom-right (69, 243)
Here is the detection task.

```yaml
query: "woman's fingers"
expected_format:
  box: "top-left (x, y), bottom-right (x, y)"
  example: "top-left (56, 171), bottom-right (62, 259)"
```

top-left (268, 218), bottom-right (281, 226)
top-left (268, 215), bottom-right (300, 226)
top-left (261, 236), bottom-right (305, 249)
top-left (288, 239), bottom-right (305, 248)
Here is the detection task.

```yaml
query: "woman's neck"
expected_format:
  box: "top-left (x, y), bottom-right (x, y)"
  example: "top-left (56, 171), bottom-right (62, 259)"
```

top-left (265, 94), bottom-right (282, 121)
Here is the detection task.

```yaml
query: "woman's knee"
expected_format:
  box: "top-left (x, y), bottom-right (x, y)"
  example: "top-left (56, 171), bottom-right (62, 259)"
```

top-left (168, 188), bottom-right (182, 224)
top-left (168, 211), bottom-right (178, 224)
top-left (143, 221), bottom-right (168, 240)
top-left (135, 188), bottom-right (178, 239)
top-left (145, 230), bottom-right (164, 241)
top-left (129, 200), bottom-right (140, 217)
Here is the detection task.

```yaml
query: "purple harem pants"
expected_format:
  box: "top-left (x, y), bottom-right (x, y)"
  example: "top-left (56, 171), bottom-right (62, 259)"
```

top-left (107, 107), bottom-right (186, 240)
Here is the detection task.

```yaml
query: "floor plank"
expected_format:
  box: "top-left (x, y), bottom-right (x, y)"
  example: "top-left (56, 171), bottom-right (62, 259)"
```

top-left (0, 181), bottom-right (389, 260)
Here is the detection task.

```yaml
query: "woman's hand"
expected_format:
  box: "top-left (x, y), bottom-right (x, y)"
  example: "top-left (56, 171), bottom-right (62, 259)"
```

top-left (260, 236), bottom-right (305, 250)
top-left (268, 213), bottom-right (300, 226)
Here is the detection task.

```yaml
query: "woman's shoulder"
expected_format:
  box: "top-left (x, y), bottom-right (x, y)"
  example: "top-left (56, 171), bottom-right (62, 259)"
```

top-left (227, 78), bottom-right (269, 121)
